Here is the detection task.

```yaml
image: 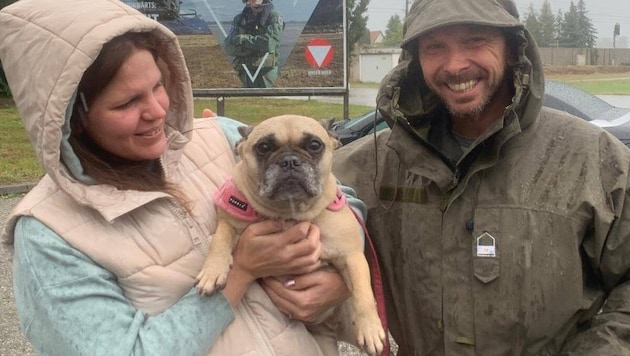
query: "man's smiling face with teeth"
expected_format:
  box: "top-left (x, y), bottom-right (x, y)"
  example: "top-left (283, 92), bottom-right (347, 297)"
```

top-left (417, 24), bottom-right (509, 120)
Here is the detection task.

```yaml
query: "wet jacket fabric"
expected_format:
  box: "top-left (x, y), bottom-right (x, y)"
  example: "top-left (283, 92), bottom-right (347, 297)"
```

top-left (0, 0), bottom-right (329, 354)
top-left (332, 0), bottom-right (630, 355)
top-left (224, 3), bottom-right (283, 88)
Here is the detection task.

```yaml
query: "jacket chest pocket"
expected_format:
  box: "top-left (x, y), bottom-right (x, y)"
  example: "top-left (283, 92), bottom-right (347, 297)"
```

top-left (470, 208), bottom-right (502, 284)
top-left (472, 231), bottom-right (501, 284)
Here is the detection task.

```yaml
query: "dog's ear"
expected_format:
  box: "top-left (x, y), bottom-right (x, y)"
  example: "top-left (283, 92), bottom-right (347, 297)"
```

top-left (320, 118), bottom-right (342, 149)
top-left (237, 125), bottom-right (254, 139)
top-left (319, 118), bottom-right (335, 131)
top-left (234, 125), bottom-right (254, 157)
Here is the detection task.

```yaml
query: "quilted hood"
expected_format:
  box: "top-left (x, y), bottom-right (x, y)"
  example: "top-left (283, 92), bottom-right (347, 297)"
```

top-left (0, 0), bottom-right (194, 207)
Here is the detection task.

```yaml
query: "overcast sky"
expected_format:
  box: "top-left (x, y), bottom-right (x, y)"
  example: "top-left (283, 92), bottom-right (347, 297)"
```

top-left (367, 0), bottom-right (630, 41)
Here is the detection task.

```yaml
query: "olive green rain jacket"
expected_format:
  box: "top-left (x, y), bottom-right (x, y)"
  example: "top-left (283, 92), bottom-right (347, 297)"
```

top-left (224, 4), bottom-right (283, 88)
top-left (333, 0), bottom-right (630, 355)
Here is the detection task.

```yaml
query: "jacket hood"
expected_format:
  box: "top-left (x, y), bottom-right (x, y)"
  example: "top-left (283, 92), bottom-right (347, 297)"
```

top-left (0, 0), bottom-right (193, 207)
top-left (401, 0), bottom-right (522, 50)
top-left (377, 0), bottom-right (544, 138)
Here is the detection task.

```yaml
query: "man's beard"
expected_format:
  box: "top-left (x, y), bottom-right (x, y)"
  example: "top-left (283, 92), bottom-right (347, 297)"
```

top-left (445, 90), bottom-right (493, 120)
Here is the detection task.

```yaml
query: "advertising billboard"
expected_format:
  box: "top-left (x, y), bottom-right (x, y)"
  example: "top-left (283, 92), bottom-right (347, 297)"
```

top-left (122, 0), bottom-right (347, 94)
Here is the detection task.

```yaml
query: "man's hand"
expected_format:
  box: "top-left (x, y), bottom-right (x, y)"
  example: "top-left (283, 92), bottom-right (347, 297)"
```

top-left (237, 34), bottom-right (250, 45)
top-left (261, 268), bottom-right (351, 323)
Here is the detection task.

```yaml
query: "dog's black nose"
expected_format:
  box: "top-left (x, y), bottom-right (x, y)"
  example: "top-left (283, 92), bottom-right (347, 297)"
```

top-left (281, 155), bottom-right (301, 171)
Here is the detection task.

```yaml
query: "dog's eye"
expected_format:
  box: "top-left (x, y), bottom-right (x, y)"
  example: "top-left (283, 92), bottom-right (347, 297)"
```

top-left (307, 139), bottom-right (323, 153)
top-left (255, 142), bottom-right (272, 155)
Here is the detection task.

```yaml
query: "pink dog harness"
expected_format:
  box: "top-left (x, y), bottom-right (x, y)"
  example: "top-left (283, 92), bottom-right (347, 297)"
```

top-left (214, 178), bottom-right (391, 355)
top-left (214, 178), bottom-right (347, 221)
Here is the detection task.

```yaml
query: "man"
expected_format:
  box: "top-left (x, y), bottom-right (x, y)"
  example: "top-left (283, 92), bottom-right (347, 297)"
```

top-left (332, 0), bottom-right (630, 354)
top-left (224, 0), bottom-right (283, 88)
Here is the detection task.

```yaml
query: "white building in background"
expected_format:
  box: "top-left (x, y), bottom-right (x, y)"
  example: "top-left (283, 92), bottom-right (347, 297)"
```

top-left (358, 48), bottom-right (401, 83)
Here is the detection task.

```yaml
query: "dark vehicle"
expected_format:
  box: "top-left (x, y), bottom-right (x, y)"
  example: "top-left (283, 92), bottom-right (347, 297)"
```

top-left (331, 80), bottom-right (630, 148)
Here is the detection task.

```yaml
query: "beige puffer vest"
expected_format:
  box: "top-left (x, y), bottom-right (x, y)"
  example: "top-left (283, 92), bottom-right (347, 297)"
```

top-left (2, 119), bottom-right (327, 355)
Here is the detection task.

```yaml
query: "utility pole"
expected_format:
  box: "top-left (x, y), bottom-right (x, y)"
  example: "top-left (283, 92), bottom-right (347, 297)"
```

top-left (613, 23), bottom-right (620, 66)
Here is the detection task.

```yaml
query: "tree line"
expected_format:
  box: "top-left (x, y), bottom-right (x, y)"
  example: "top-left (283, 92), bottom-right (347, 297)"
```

top-left (524, 0), bottom-right (597, 48)
top-left (369, 0), bottom-right (599, 50)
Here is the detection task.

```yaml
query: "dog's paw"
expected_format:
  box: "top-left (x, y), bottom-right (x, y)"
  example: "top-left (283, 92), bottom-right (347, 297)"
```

top-left (195, 255), bottom-right (233, 296)
top-left (355, 318), bottom-right (386, 356)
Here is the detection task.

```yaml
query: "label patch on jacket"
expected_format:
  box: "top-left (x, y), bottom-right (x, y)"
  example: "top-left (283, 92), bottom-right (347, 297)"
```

top-left (476, 232), bottom-right (496, 257)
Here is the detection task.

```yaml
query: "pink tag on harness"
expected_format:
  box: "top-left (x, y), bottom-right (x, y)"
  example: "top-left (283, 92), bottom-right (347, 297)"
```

top-left (214, 178), bottom-right (260, 222)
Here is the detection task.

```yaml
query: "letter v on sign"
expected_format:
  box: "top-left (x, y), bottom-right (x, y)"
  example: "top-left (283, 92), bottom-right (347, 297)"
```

top-left (243, 53), bottom-right (270, 83)
top-left (305, 38), bottom-right (334, 68)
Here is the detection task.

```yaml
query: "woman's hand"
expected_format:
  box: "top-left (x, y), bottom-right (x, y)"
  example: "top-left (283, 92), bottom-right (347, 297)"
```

top-left (223, 220), bottom-right (323, 306)
top-left (202, 108), bottom-right (217, 117)
top-left (235, 220), bottom-right (323, 278)
top-left (261, 268), bottom-right (351, 323)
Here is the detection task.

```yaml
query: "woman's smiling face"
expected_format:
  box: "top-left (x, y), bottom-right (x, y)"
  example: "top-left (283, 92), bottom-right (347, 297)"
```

top-left (83, 48), bottom-right (170, 161)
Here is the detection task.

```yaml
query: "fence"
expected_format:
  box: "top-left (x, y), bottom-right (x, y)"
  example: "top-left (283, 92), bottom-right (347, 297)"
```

top-left (539, 47), bottom-right (630, 66)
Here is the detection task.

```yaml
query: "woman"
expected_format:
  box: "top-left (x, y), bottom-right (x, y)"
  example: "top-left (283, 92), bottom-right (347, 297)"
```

top-left (0, 0), bottom-right (357, 354)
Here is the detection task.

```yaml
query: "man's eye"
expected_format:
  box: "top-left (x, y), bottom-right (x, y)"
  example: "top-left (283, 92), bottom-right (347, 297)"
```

top-left (421, 43), bottom-right (443, 53)
top-left (466, 37), bottom-right (485, 46)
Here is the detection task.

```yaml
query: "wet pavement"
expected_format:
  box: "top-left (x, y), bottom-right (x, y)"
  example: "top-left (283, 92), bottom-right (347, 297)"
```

top-left (0, 196), bottom-right (32, 356)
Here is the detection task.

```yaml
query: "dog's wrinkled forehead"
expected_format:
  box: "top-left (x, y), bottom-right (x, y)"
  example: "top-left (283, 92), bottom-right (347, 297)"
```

top-left (254, 131), bottom-right (322, 150)
top-left (249, 115), bottom-right (332, 145)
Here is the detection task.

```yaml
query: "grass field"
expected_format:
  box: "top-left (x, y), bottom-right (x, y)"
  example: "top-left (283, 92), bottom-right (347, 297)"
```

top-left (2, 67), bottom-right (630, 186)
top-left (0, 97), bottom-right (372, 185)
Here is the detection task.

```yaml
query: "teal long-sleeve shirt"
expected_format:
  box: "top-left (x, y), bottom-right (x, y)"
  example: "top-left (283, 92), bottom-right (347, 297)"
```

top-left (12, 116), bottom-right (367, 356)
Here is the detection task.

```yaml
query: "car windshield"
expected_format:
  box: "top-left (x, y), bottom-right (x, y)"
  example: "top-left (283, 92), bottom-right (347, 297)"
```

top-left (345, 110), bottom-right (380, 130)
top-left (544, 80), bottom-right (615, 120)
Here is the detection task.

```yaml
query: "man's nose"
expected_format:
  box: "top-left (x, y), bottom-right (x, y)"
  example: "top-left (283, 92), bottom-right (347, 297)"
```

top-left (443, 49), bottom-right (471, 75)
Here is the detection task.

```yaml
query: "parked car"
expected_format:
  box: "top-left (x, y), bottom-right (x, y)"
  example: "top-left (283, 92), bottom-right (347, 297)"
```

top-left (330, 80), bottom-right (630, 148)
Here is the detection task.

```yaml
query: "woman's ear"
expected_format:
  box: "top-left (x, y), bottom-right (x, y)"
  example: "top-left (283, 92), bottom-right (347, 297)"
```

top-left (70, 106), bottom-right (89, 134)
top-left (78, 107), bottom-right (89, 128)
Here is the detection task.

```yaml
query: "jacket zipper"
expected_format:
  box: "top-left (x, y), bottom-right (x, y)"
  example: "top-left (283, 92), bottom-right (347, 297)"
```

top-left (236, 300), bottom-right (276, 355)
top-left (166, 199), bottom-right (210, 258)
top-left (158, 155), bottom-right (210, 257)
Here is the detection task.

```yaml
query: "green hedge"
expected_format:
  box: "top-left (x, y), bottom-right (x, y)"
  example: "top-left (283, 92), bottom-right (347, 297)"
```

top-left (0, 60), bottom-right (11, 98)
top-left (0, 0), bottom-right (17, 97)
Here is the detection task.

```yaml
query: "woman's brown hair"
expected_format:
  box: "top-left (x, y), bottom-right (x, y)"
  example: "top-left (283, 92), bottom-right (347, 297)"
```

top-left (69, 31), bottom-right (189, 208)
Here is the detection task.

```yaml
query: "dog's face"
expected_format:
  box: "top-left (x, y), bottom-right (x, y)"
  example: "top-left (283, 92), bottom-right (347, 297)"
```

top-left (235, 115), bottom-right (340, 204)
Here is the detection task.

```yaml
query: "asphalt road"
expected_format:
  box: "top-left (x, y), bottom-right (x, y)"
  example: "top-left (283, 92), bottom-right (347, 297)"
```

top-left (0, 196), bottom-right (33, 356)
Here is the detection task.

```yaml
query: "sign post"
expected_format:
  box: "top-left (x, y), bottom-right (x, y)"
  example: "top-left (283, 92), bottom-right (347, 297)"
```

top-left (613, 23), bottom-right (620, 66)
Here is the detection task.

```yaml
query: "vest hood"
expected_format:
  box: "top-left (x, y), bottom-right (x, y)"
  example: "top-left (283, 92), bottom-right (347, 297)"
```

top-left (0, 0), bottom-right (194, 212)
